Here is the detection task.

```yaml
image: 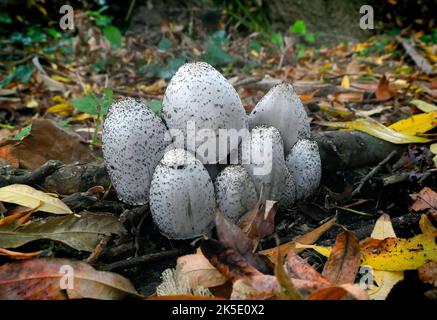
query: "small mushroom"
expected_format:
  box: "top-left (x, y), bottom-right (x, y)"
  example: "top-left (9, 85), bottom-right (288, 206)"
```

top-left (102, 98), bottom-right (172, 205)
top-left (150, 149), bottom-right (216, 239)
top-left (242, 125), bottom-right (288, 202)
top-left (214, 165), bottom-right (258, 222)
top-left (285, 139), bottom-right (321, 201)
top-left (162, 62), bottom-right (247, 164)
top-left (249, 83), bottom-right (310, 154)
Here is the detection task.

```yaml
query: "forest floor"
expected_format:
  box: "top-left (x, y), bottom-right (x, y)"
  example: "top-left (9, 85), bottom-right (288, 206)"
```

top-left (0, 12), bottom-right (436, 300)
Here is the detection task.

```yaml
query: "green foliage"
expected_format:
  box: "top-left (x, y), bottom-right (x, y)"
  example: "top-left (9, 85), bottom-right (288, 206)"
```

top-left (290, 20), bottom-right (316, 43)
top-left (271, 33), bottom-right (283, 48)
top-left (420, 29), bottom-right (437, 44)
top-left (71, 88), bottom-right (113, 116)
top-left (222, 0), bottom-right (271, 34)
top-left (203, 30), bottom-right (236, 66)
top-left (158, 38), bottom-right (173, 51)
top-left (87, 6), bottom-right (122, 49)
top-left (0, 13), bottom-right (12, 24)
top-left (12, 124), bottom-right (32, 141)
top-left (148, 100), bottom-right (163, 116)
top-left (0, 65), bottom-right (34, 88)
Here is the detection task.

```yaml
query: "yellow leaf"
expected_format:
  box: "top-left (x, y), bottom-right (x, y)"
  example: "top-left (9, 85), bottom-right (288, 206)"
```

top-left (47, 103), bottom-right (74, 116)
top-left (410, 100), bottom-right (437, 113)
top-left (360, 233), bottom-right (437, 271)
top-left (0, 184), bottom-right (72, 214)
top-left (26, 98), bottom-right (38, 108)
top-left (389, 112), bottom-right (437, 135)
top-left (419, 214), bottom-right (437, 234)
top-left (249, 50), bottom-right (259, 58)
top-left (319, 118), bottom-right (432, 144)
top-left (139, 79), bottom-right (166, 93)
top-left (368, 214), bottom-right (403, 300)
top-left (341, 75), bottom-right (350, 89)
top-left (51, 75), bottom-right (71, 83)
top-left (367, 269), bottom-right (404, 300)
top-left (294, 243), bottom-right (332, 257)
top-left (69, 113), bottom-right (96, 122)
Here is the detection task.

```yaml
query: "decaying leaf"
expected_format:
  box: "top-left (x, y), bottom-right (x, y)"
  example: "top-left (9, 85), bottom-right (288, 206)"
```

top-left (200, 239), bottom-right (262, 283)
top-left (0, 247), bottom-right (44, 260)
top-left (176, 252), bottom-right (227, 289)
top-left (418, 261), bottom-right (437, 287)
top-left (0, 258), bottom-right (140, 300)
top-left (285, 252), bottom-right (331, 285)
top-left (237, 200), bottom-right (277, 243)
top-left (322, 230), bottom-right (361, 284)
top-left (367, 214), bottom-right (404, 300)
top-left (410, 100), bottom-right (437, 113)
top-left (319, 118), bottom-right (432, 143)
top-left (274, 242), bottom-right (302, 300)
top-left (0, 119), bottom-right (94, 170)
top-left (0, 211), bottom-right (126, 252)
top-left (259, 216), bottom-right (335, 264)
top-left (0, 184), bottom-right (72, 214)
top-left (307, 284), bottom-right (369, 300)
top-left (419, 213), bottom-right (437, 234)
top-left (375, 74), bottom-right (397, 101)
top-left (410, 187), bottom-right (437, 212)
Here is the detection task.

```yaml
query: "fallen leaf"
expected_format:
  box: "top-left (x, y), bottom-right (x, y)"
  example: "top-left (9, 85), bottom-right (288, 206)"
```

top-left (0, 247), bottom-right (44, 259)
top-left (322, 230), bottom-right (361, 284)
top-left (0, 258), bottom-right (140, 299)
top-left (0, 211), bottom-right (126, 252)
top-left (368, 214), bottom-right (404, 300)
top-left (274, 243), bottom-right (302, 300)
top-left (389, 112), bottom-right (437, 135)
top-left (360, 232), bottom-right (437, 271)
top-left (149, 295), bottom-right (223, 300)
top-left (418, 261), bottom-right (437, 287)
top-left (176, 253), bottom-right (227, 289)
top-left (307, 284), bottom-right (369, 300)
top-left (341, 75), bottom-right (350, 89)
top-left (410, 100), bottom-right (437, 113)
top-left (200, 239), bottom-right (262, 283)
top-left (0, 184), bottom-right (72, 214)
top-left (285, 252), bottom-right (331, 285)
top-left (237, 200), bottom-right (277, 243)
top-left (259, 217), bottom-right (335, 263)
top-left (319, 118), bottom-right (432, 143)
top-left (419, 214), bottom-right (437, 234)
top-left (139, 79), bottom-right (166, 93)
top-left (294, 243), bottom-right (332, 257)
top-left (376, 74), bottom-right (397, 101)
top-left (5, 119), bottom-right (94, 170)
top-left (328, 91), bottom-right (364, 103)
top-left (410, 187), bottom-right (437, 212)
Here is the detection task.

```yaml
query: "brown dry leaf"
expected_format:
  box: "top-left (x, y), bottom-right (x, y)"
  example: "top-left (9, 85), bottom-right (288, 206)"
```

top-left (215, 209), bottom-right (269, 273)
top-left (0, 247), bottom-right (44, 260)
top-left (285, 252), bottom-right (331, 285)
top-left (322, 230), bottom-right (361, 284)
top-left (176, 253), bottom-right (227, 289)
top-left (259, 216), bottom-right (335, 264)
top-left (274, 244), bottom-right (302, 300)
top-left (375, 74), bottom-right (397, 101)
top-left (328, 91), bottom-right (364, 103)
top-left (7, 119), bottom-right (94, 170)
top-left (0, 144), bottom-right (19, 167)
top-left (231, 275), bottom-right (280, 300)
top-left (307, 284), bottom-right (369, 300)
top-left (345, 59), bottom-right (360, 74)
top-left (200, 239), bottom-right (262, 283)
top-left (0, 258), bottom-right (140, 300)
top-left (410, 187), bottom-right (437, 212)
top-left (149, 295), bottom-right (224, 300)
top-left (351, 82), bottom-right (378, 91)
top-left (238, 200), bottom-right (277, 243)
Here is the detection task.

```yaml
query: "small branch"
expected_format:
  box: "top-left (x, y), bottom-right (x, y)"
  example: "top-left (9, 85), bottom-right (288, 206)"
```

top-left (0, 160), bottom-right (63, 187)
top-left (101, 248), bottom-right (189, 272)
top-left (352, 150), bottom-right (398, 196)
top-left (397, 36), bottom-right (433, 75)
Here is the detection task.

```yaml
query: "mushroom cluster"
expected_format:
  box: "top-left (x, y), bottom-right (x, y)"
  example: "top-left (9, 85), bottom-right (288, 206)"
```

top-left (102, 62), bottom-right (321, 240)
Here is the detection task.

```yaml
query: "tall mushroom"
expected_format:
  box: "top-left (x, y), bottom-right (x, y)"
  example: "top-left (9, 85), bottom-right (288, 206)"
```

top-left (102, 98), bottom-right (172, 205)
top-left (162, 62), bottom-right (247, 164)
top-left (149, 149), bottom-right (216, 239)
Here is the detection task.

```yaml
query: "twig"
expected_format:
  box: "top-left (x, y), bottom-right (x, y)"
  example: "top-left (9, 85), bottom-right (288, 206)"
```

top-left (352, 150), bottom-right (397, 196)
top-left (85, 235), bottom-right (113, 265)
top-left (396, 36), bottom-right (433, 75)
top-left (0, 160), bottom-right (63, 187)
top-left (101, 248), bottom-right (189, 271)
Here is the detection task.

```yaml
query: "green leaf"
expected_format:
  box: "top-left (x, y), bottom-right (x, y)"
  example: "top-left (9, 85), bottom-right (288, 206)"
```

top-left (0, 65), bottom-right (34, 88)
top-left (271, 33), bottom-right (283, 47)
top-left (101, 88), bottom-right (113, 116)
top-left (103, 25), bottom-right (122, 49)
top-left (47, 27), bottom-right (61, 39)
top-left (148, 100), bottom-right (163, 116)
top-left (158, 37), bottom-right (172, 51)
top-left (11, 125), bottom-right (32, 141)
top-left (304, 33), bottom-right (316, 43)
top-left (71, 93), bottom-right (99, 115)
top-left (203, 31), bottom-right (235, 66)
top-left (0, 13), bottom-right (12, 24)
top-left (291, 20), bottom-right (307, 35)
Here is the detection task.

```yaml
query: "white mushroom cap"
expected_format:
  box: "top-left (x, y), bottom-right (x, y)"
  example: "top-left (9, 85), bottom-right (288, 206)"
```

top-left (249, 83), bottom-right (310, 154)
top-left (162, 62), bottom-right (247, 164)
top-left (214, 165), bottom-right (258, 222)
top-left (150, 149), bottom-right (216, 239)
top-left (241, 126), bottom-right (288, 202)
top-left (285, 139), bottom-right (321, 201)
top-left (102, 98), bottom-right (172, 205)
